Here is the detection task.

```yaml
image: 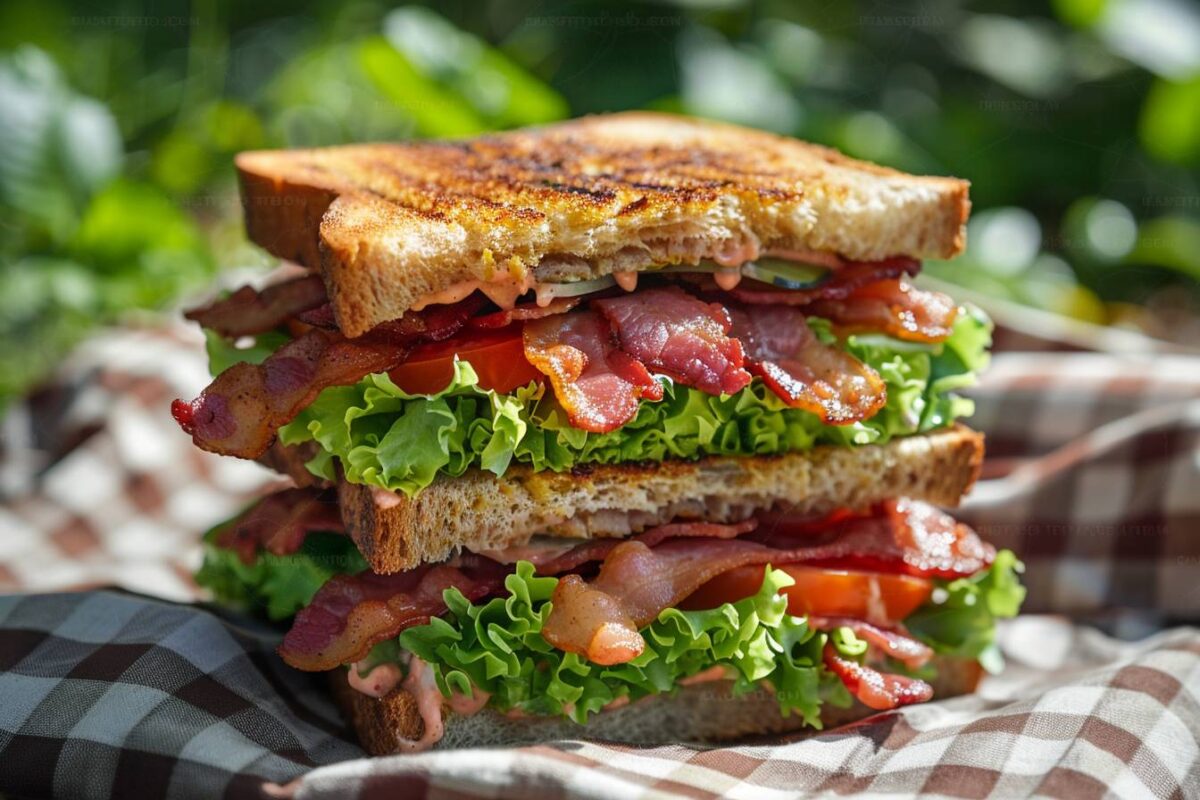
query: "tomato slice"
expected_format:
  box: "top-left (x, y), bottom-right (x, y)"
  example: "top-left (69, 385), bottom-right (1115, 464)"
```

top-left (387, 325), bottom-right (544, 394)
top-left (680, 564), bottom-right (933, 624)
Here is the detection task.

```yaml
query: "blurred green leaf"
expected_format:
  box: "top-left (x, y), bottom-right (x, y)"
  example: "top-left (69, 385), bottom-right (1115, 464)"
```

top-left (1053, 0), bottom-right (1108, 27)
top-left (151, 130), bottom-right (213, 195)
top-left (0, 46), bottom-right (121, 244)
top-left (205, 101), bottom-right (266, 152)
top-left (378, 7), bottom-right (567, 132)
top-left (358, 36), bottom-right (487, 137)
top-left (1139, 75), bottom-right (1200, 163)
top-left (1128, 216), bottom-right (1200, 280)
top-left (71, 179), bottom-right (207, 273)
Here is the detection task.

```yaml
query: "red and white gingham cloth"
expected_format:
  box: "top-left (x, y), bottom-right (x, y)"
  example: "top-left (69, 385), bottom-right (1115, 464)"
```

top-left (1, 320), bottom-right (1199, 799)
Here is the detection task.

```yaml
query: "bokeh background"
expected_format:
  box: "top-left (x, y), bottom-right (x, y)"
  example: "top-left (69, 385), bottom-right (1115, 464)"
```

top-left (2, 0), bottom-right (1199, 411)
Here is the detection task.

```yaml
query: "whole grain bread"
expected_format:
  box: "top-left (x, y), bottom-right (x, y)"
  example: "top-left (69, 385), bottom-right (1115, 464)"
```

top-left (236, 112), bottom-right (970, 336)
top-left (332, 654), bottom-right (982, 754)
top-left (338, 425), bottom-right (983, 574)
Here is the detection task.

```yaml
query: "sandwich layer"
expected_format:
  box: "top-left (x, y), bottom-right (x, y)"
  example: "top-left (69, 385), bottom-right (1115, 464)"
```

top-left (334, 654), bottom-right (983, 754)
top-left (236, 112), bottom-right (970, 336)
top-left (339, 424), bottom-right (984, 574)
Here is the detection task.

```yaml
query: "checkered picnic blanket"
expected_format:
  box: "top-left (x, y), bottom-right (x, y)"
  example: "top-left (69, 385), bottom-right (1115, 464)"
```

top-left (2, 319), bottom-right (1199, 799)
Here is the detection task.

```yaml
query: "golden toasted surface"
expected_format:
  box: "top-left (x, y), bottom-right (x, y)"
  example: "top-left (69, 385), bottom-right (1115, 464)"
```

top-left (236, 112), bottom-right (970, 336)
top-left (337, 425), bottom-right (984, 574)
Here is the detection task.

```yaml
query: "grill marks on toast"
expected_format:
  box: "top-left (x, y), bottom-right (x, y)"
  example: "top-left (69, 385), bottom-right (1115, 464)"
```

top-left (237, 112), bottom-right (970, 334)
top-left (270, 136), bottom-right (814, 235)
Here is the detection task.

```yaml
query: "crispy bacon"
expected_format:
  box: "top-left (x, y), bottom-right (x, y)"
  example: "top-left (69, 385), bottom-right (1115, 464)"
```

top-left (172, 328), bottom-right (408, 459)
top-left (172, 296), bottom-right (487, 459)
top-left (718, 257), bottom-right (921, 306)
top-left (533, 519), bottom-right (758, 575)
top-left (822, 644), bottom-right (933, 710)
top-left (293, 303), bottom-right (337, 329)
top-left (728, 305), bottom-right (886, 425)
top-left (214, 488), bottom-right (343, 565)
top-left (279, 503), bottom-right (985, 672)
top-left (539, 501), bottom-right (991, 664)
top-left (594, 287), bottom-right (752, 396)
top-left (185, 275), bottom-right (329, 338)
top-left (279, 558), bottom-right (508, 671)
top-left (470, 296), bottom-right (582, 329)
top-left (542, 575), bottom-right (646, 665)
top-left (523, 310), bottom-right (663, 433)
top-left (752, 498), bottom-right (994, 580)
top-left (807, 279), bottom-right (958, 343)
top-left (808, 617), bottom-right (933, 670)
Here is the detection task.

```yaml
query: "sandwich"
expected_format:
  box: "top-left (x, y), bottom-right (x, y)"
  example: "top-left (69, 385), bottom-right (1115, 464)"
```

top-left (176, 112), bottom-right (1025, 754)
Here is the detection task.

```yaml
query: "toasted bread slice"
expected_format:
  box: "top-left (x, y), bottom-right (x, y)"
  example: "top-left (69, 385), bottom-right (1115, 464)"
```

top-left (332, 654), bottom-right (982, 754)
top-left (337, 425), bottom-right (983, 574)
top-left (236, 112), bottom-right (970, 336)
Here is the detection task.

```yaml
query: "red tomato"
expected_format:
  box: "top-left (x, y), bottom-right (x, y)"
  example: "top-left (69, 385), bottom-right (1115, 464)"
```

top-left (388, 326), bottom-right (543, 395)
top-left (680, 564), bottom-right (933, 623)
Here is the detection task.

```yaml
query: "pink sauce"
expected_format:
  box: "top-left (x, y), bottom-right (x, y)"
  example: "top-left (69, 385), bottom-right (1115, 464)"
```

top-left (678, 665), bottom-right (734, 686)
top-left (713, 238), bottom-right (761, 267)
top-left (713, 270), bottom-right (742, 291)
top-left (409, 271), bottom-right (538, 312)
top-left (394, 657), bottom-right (446, 753)
top-left (447, 686), bottom-right (491, 716)
top-left (370, 486), bottom-right (402, 510)
top-left (347, 662), bottom-right (403, 699)
top-left (613, 271), bottom-right (639, 292)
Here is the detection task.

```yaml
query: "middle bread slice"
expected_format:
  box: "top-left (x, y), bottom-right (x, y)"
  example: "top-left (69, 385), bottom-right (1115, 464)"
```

top-left (337, 425), bottom-right (983, 574)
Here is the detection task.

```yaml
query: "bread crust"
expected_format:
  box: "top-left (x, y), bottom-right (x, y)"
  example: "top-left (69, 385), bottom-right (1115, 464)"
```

top-left (332, 655), bottom-right (983, 755)
top-left (236, 112), bottom-right (970, 336)
top-left (337, 425), bottom-right (984, 574)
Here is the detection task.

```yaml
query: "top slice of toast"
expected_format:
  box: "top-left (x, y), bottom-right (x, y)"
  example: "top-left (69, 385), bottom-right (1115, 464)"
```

top-left (236, 112), bottom-right (970, 336)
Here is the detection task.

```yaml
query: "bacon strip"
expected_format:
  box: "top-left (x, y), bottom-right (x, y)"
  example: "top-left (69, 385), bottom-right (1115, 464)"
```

top-left (185, 275), bottom-right (329, 338)
top-left (523, 310), bottom-right (662, 433)
top-left (214, 488), bottom-right (343, 565)
top-left (594, 287), bottom-right (752, 396)
top-left (279, 558), bottom-right (509, 671)
top-left (533, 519), bottom-right (758, 575)
top-left (807, 279), bottom-right (958, 343)
top-left (822, 644), bottom-right (933, 710)
top-left (717, 257), bottom-right (921, 306)
top-left (728, 305), bottom-right (886, 425)
top-left (470, 296), bottom-right (581, 329)
top-left (751, 498), bottom-right (994, 580)
top-left (173, 296), bottom-right (487, 459)
top-left (281, 503), bottom-right (986, 672)
top-left (808, 617), bottom-right (933, 670)
top-left (539, 500), bottom-right (991, 664)
top-left (172, 328), bottom-right (409, 459)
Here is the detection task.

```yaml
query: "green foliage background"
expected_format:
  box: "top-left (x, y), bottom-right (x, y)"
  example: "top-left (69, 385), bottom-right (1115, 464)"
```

top-left (2, 0), bottom-right (1198, 409)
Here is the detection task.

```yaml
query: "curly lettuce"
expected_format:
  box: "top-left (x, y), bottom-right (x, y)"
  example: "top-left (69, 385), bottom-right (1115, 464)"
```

top-left (906, 549), bottom-right (1026, 673)
top-left (199, 538), bottom-right (1024, 721)
top-left (275, 307), bottom-right (992, 497)
top-left (195, 528), bottom-right (367, 620)
top-left (396, 563), bottom-right (853, 726)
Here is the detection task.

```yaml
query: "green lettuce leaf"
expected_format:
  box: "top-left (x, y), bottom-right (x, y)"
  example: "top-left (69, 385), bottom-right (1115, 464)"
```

top-left (396, 563), bottom-right (856, 726)
top-left (275, 308), bottom-right (992, 497)
top-left (199, 537), bottom-right (1023, 722)
top-left (194, 528), bottom-right (367, 620)
top-left (906, 549), bottom-right (1026, 673)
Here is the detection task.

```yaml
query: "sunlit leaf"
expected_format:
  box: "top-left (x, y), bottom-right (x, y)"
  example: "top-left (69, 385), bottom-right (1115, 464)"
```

top-left (1127, 216), bottom-right (1200, 280)
top-left (357, 36), bottom-right (487, 137)
top-left (383, 7), bottom-right (567, 128)
top-left (1139, 76), bottom-right (1200, 164)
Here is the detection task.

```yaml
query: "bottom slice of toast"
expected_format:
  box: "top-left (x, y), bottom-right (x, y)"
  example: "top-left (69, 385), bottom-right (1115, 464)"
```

top-left (333, 656), bottom-right (983, 754)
